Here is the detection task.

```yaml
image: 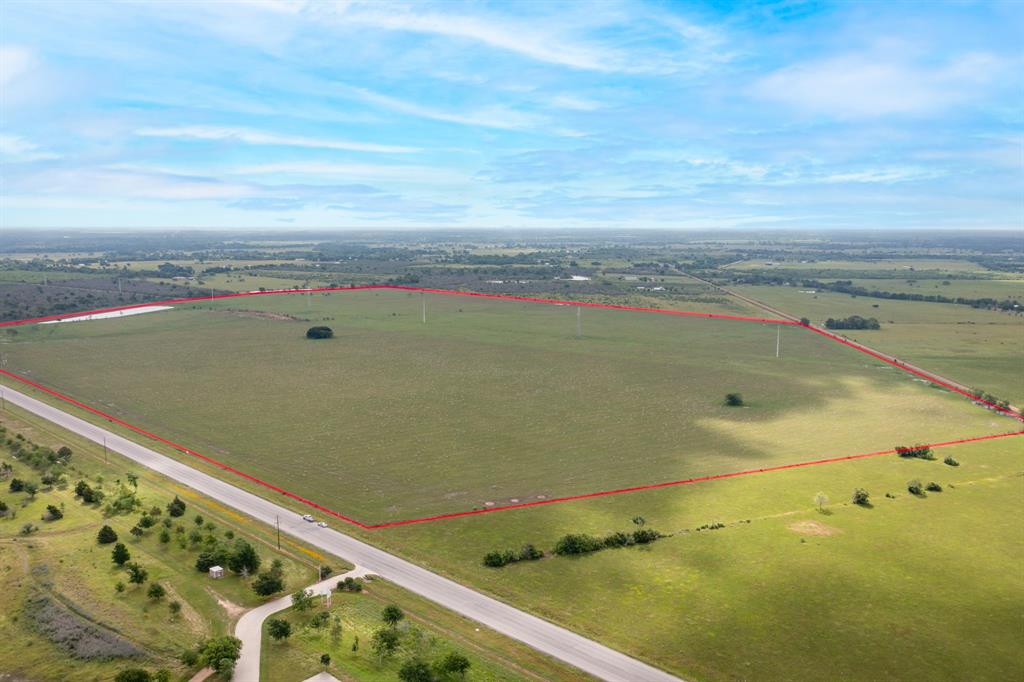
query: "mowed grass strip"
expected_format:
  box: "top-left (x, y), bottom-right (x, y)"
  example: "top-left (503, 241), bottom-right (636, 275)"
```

top-left (5, 288), bottom-right (1014, 522)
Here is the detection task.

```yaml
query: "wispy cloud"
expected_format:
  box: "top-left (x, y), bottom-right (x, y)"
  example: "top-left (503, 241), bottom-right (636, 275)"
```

top-left (134, 125), bottom-right (418, 153)
top-left (0, 134), bottom-right (60, 162)
top-left (0, 45), bottom-right (34, 85)
top-left (751, 51), bottom-right (1005, 118)
top-left (330, 4), bottom-right (617, 72)
top-left (337, 85), bottom-right (546, 131)
top-left (231, 161), bottom-right (467, 183)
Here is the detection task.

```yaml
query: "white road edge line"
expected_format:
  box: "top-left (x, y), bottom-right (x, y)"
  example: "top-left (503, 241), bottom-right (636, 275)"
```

top-left (3, 385), bottom-right (683, 682)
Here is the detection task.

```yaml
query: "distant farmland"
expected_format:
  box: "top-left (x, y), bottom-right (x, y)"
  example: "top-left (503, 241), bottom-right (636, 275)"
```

top-left (3, 288), bottom-right (1013, 523)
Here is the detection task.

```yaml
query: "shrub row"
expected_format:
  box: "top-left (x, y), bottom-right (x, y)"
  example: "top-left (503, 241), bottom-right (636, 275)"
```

top-left (553, 528), bottom-right (663, 556)
top-left (896, 445), bottom-right (934, 460)
top-left (482, 543), bottom-right (544, 568)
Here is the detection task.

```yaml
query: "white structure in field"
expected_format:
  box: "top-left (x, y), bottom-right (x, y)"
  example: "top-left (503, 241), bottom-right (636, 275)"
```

top-left (209, 565), bottom-right (224, 579)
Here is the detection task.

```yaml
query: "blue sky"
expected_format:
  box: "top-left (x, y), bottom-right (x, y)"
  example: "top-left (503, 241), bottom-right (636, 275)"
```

top-left (1, 0), bottom-right (1021, 230)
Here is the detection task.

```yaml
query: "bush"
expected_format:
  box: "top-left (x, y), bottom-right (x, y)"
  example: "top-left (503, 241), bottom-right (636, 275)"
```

top-left (114, 669), bottom-right (151, 682)
top-left (147, 583), bottom-right (166, 601)
top-left (252, 570), bottom-right (285, 597)
top-left (518, 543), bottom-right (544, 560)
top-left (197, 636), bottom-right (242, 675)
top-left (482, 550), bottom-right (514, 568)
top-left (166, 496), bottom-right (186, 517)
top-left (44, 504), bottom-right (63, 520)
top-left (907, 479), bottom-right (924, 495)
top-left (306, 326), bottom-right (334, 339)
top-left (632, 528), bottom-right (663, 543)
top-left (896, 445), bottom-right (934, 460)
top-left (602, 531), bottom-right (634, 548)
top-left (398, 659), bottom-right (433, 682)
top-left (943, 456), bottom-right (959, 466)
top-left (267, 618), bottom-right (291, 641)
top-left (195, 548), bottom-right (229, 573)
top-left (9, 478), bottom-right (24, 492)
top-left (926, 481), bottom-right (943, 492)
top-left (336, 576), bottom-right (363, 592)
top-left (852, 488), bottom-right (870, 506)
top-left (724, 393), bottom-right (744, 407)
top-left (95, 524), bottom-right (117, 540)
top-left (553, 533), bottom-right (604, 556)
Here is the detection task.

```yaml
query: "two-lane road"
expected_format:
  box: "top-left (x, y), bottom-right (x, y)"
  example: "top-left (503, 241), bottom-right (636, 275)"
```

top-left (2, 385), bottom-right (681, 682)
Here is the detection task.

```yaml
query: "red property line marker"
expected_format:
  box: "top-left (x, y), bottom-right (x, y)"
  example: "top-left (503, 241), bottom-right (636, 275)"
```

top-left (1, 366), bottom-right (1021, 529)
top-left (1, 284), bottom-right (1020, 528)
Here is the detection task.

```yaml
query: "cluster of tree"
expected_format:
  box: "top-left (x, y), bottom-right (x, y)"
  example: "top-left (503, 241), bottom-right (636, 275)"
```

top-left (252, 559), bottom-right (286, 596)
top-left (482, 544), bottom-right (544, 568)
top-left (306, 325), bottom-right (334, 339)
top-left (969, 390), bottom-right (1013, 411)
top-left (336, 576), bottom-right (364, 592)
top-left (1, 428), bottom-right (71, 490)
top-left (852, 488), bottom-right (870, 506)
top-left (9, 478), bottom-right (39, 498)
top-left (824, 315), bottom-right (880, 330)
top-left (194, 537), bottom-right (262, 576)
top-left (553, 527), bottom-right (664, 557)
top-left (180, 636), bottom-right (243, 677)
top-left (896, 445), bottom-right (934, 460)
top-left (398, 652), bottom-right (472, 682)
top-left (113, 668), bottom-right (172, 682)
top-left (802, 279), bottom-right (1021, 311)
top-left (74, 479), bottom-right (105, 505)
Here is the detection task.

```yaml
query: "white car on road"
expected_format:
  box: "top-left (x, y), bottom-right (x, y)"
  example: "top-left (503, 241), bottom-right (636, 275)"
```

top-left (301, 514), bottom-right (315, 522)
top-left (317, 521), bottom-right (328, 528)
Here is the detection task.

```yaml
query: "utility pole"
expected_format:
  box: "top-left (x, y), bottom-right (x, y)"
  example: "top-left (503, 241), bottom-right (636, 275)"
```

top-left (576, 306), bottom-right (581, 338)
top-left (776, 325), bottom-right (781, 358)
top-left (276, 515), bottom-right (281, 550)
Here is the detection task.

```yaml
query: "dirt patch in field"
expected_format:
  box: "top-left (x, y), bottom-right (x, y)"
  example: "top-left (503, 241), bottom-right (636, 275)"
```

top-left (788, 520), bottom-right (841, 536)
top-left (207, 588), bottom-right (245, 621)
top-left (215, 308), bottom-right (298, 321)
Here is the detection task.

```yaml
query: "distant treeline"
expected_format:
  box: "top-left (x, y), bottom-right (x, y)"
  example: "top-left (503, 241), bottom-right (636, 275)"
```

top-left (728, 274), bottom-right (1021, 311)
top-left (825, 315), bottom-right (880, 330)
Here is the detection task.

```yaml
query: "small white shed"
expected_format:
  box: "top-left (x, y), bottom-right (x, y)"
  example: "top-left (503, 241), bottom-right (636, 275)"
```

top-left (209, 565), bottom-right (224, 579)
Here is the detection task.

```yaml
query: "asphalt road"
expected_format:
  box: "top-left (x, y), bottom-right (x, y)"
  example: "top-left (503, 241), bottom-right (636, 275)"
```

top-left (3, 385), bottom-right (682, 682)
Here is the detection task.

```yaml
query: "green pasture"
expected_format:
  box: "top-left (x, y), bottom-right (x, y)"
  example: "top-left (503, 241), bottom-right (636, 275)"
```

top-left (724, 258), bottom-right (995, 274)
top-left (733, 285), bottom-right (1024, 404)
top-left (1, 288), bottom-right (1011, 523)
top-left (373, 435), bottom-right (1024, 682)
top-left (822, 277), bottom-right (1024, 300)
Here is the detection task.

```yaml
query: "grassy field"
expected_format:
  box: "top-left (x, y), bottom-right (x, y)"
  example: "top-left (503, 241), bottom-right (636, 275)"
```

top-left (821, 278), bottom-right (1024, 300)
top-left (0, 404), bottom-right (323, 681)
top-left (370, 434), bottom-right (1024, 682)
top-left (1, 288), bottom-right (1011, 524)
top-left (724, 258), bottom-right (996, 274)
top-left (732, 284), bottom-right (1024, 404)
top-left (261, 580), bottom-right (589, 682)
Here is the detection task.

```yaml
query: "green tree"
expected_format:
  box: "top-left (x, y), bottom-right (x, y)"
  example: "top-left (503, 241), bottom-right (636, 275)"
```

top-left (24, 482), bottom-right (38, 498)
top-left (158, 529), bottom-right (171, 544)
top-left (852, 489), bottom-right (870, 506)
top-left (227, 539), bottom-right (261, 575)
top-left (724, 393), bottom-right (744, 407)
top-left (437, 651), bottom-right (472, 677)
top-left (166, 496), bottom-right (186, 517)
top-left (112, 542), bottom-right (131, 567)
top-left (306, 326), bottom-right (334, 339)
top-left (115, 581), bottom-right (125, 594)
top-left (381, 604), bottom-right (404, 628)
top-left (370, 628), bottom-right (399, 661)
top-left (291, 589), bottom-right (314, 611)
top-left (252, 570), bottom-right (285, 597)
top-left (114, 669), bottom-right (151, 682)
top-left (126, 562), bottom-right (148, 586)
top-left (814, 492), bottom-right (829, 511)
top-left (44, 504), bottom-right (63, 520)
top-left (126, 472), bottom-right (138, 490)
top-left (97, 525), bottom-right (118, 544)
top-left (147, 583), bottom-right (166, 601)
top-left (319, 653), bottom-right (331, 667)
top-left (398, 659), bottom-right (433, 682)
top-left (198, 636), bottom-right (242, 676)
top-left (169, 601), bottom-right (182, 619)
top-left (268, 618), bottom-right (292, 642)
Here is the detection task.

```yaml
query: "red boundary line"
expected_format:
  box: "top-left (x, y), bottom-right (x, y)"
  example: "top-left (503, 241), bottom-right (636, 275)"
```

top-left (1, 285), bottom-right (1020, 529)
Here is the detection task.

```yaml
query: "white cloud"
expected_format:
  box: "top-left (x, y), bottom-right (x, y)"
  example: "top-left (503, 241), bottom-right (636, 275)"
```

top-left (338, 86), bottom-right (546, 131)
top-left (231, 161), bottom-right (467, 183)
top-left (0, 134), bottom-right (60, 162)
top-left (134, 125), bottom-right (417, 153)
top-left (550, 95), bottom-right (603, 111)
top-left (0, 45), bottom-right (33, 86)
top-left (330, 4), bottom-right (615, 72)
top-left (752, 52), bottom-right (1003, 118)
